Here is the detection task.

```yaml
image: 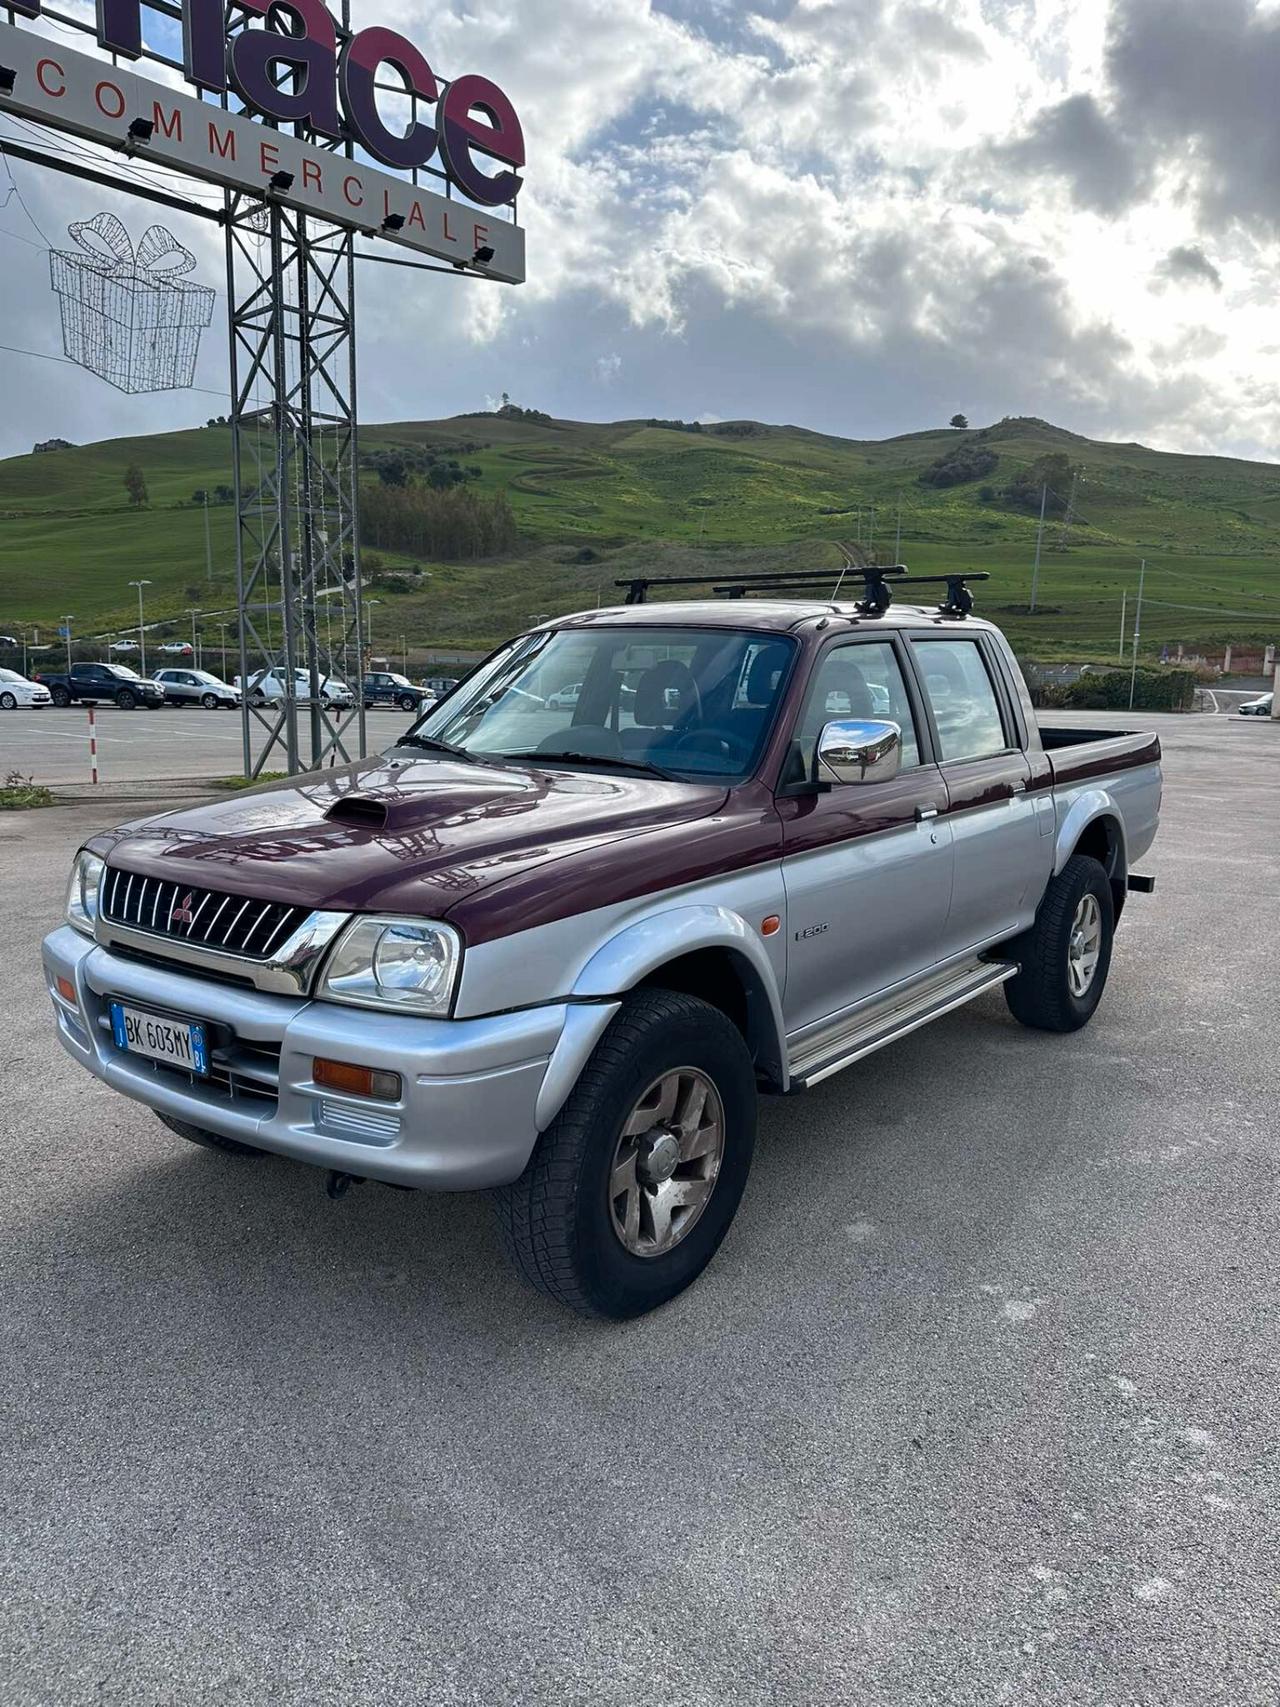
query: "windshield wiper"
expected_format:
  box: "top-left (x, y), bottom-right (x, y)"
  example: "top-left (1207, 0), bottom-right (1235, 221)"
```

top-left (500, 749), bottom-right (677, 782)
top-left (392, 732), bottom-right (486, 764)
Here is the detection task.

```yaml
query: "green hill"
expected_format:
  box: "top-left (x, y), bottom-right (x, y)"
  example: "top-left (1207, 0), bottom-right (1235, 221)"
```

top-left (2, 411), bottom-right (1279, 665)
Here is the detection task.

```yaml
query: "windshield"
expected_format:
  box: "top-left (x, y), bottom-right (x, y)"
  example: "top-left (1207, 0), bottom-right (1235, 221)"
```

top-left (0, 668), bottom-right (21, 682)
top-left (406, 626), bottom-right (796, 781)
top-left (110, 665), bottom-right (140, 680)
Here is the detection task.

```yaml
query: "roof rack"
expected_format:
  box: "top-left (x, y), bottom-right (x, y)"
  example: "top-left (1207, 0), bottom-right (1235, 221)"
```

top-left (616, 564), bottom-right (991, 618)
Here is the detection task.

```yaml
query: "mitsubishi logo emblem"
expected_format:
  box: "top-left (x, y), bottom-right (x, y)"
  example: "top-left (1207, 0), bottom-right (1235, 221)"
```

top-left (170, 892), bottom-right (195, 927)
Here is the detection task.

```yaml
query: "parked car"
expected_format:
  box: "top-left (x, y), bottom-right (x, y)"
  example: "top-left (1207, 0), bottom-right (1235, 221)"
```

top-left (35, 661), bottom-right (165, 710)
top-left (109, 640), bottom-right (139, 655)
top-left (0, 666), bottom-right (51, 709)
top-left (152, 667), bottom-right (239, 709)
top-left (234, 667), bottom-right (355, 709)
top-left (156, 642), bottom-right (195, 658)
top-left (0, 633), bottom-right (21, 650)
top-left (421, 675), bottom-right (461, 698)
top-left (44, 595), bottom-right (1161, 1319)
top-left (362, 671), bottom-right (426, 713)
top-left (546, 681), bottom-right (582, 710)
top-left (1237, 693), bottom-right (1273, 717)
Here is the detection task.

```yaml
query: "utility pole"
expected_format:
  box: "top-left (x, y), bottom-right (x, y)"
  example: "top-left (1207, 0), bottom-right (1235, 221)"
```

top-left (1058, 469), bottom-right (1079, 551)
top-left (63, 615), bottom-right (72, 674)
top-left (868, 507), bottom-right (875, 560)
top-left (1127, 560), bottom-right (1146, 711)
top-left (187, 607), bottom-right (200, 666)
top-left (218, 622), bottom-right (229, 682)
top-left (202, 489), bottom-right (213, 589)
top-left (1030, 484), bottom-right (1048, 612)
top-left (128, 580), bottom-right (152, 676)
top-left (894, 503), bottom-right (902, 563)
top-left (1118, 589), bottom-right (1128, 664)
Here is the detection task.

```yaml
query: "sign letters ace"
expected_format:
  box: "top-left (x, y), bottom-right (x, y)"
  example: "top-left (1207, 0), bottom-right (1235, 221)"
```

top-left (0, 0), bottom-right (526, 281)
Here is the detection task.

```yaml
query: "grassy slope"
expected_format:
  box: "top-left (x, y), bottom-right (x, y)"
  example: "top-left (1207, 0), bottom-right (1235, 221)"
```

top-left (2, 413), bottom-right (1279, 663)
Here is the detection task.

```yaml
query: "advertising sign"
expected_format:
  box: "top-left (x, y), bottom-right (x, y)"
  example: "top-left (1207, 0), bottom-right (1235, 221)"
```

top-left (0, 11), bottom-right (525, 282)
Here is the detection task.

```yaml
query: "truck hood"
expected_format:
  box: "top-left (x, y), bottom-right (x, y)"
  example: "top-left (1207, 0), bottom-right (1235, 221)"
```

top-left (90, 754), bottom-right (729, 919)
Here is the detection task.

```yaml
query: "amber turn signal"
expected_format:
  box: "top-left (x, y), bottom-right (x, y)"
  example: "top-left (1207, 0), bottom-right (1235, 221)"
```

top-left (760, 915), bottom-right (782, 937)
top-left (55, 975), bottom-right (77, 1003)
top-left (313, 1057), bottom-right (402, 1101)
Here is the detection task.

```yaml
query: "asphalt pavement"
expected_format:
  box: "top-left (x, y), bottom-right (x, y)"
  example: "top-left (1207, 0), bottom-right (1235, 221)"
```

top-left (1, 714), bottom-right (1277, 1705)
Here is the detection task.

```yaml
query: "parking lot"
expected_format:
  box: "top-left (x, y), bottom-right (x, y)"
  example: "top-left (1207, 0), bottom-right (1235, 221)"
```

top-left (0, 703), bottom-right (419, 786)
top-left (1, 712), bottom-right (1277, 1706)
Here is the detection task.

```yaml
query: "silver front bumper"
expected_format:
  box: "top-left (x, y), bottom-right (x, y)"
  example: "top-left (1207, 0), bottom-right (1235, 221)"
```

top-left (42, 925), bottom-right (616, 1190)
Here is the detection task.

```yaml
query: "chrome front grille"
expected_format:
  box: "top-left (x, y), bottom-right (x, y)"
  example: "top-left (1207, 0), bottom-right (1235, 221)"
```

top-left (102, 867), bottom-right (309, 962)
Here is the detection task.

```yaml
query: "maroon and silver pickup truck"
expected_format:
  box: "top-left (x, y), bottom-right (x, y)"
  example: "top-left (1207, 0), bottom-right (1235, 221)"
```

top-left (43, 591), bottom-right (1161, 1318)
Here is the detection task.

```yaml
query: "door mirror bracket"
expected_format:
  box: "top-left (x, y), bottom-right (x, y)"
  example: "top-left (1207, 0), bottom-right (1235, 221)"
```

top-left (815, 719), bottom-right (902, 786)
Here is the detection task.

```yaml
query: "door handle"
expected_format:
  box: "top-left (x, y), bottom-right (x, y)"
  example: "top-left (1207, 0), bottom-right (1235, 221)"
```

top-left (916, 806), bottom-right (939, 822)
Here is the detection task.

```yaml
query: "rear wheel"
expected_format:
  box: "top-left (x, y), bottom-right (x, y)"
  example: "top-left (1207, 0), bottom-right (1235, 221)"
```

top-left (495, 990), bottom-right (757, 1318)
top-left (157, 1113), bottom-right (264, 1158)
top-left (115, 689), bottom-right (137, 710)
top-left (1004, 854), bottom-right (1115, 1033)
top-left (0, 691), bottom-right (15, 710)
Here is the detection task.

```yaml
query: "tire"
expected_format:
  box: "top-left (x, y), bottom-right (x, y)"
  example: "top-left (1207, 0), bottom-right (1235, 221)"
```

top-left (51, 687), bottom-right (70, 707)
top-left (0, 691), bottom-right (15, 710)
top-left (201, 693), bottom-right (219, 709)
top-left (398, 693), bottom-right (418, 713)
top-left (495, 990), bottom-right (757, 1319)
top-left (157, 1113), bottom-right (264, 1158)
top-left (116, 689), bottom-right (137, 710)
top-left (1004, 854), bottom-right (1115, 1033)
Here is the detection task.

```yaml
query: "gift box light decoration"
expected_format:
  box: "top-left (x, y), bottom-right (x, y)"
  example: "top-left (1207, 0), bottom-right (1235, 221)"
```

top-left (49, 212), bottom-right (216, 394)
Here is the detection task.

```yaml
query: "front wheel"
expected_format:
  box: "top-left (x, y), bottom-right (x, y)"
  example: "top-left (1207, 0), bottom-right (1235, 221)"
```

top-left (1004, 854), bottom-right (1115, 1033)
top-left (0, 691), bottom-right (15, 710)
top-left (51, 687), bottom-right (71, 707)
top-left (115, 689), bottom-right (137, 710)
top-left (201, 693), bottom-right (219, 709)
top-left (495, 990), bottom-right (757, 1319)
top-left (397, 693), bottom-right (418, 713)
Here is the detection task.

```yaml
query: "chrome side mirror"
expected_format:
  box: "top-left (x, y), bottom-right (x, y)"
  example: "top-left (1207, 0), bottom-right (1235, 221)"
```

top-left (816, 719), bottom-right (902, 786)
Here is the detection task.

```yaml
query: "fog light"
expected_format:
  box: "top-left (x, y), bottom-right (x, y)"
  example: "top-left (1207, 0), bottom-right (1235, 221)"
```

top-left (313, 1057), bottom-right (401, 1101)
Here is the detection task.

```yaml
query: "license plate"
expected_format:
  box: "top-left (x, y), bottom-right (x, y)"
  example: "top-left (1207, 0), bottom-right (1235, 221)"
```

top-left (109, 1001), bottom-right (209, 1076)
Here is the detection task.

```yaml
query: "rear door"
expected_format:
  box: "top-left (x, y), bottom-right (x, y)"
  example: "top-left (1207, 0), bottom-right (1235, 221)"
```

top-left (907, 633), bottom-right (1051, 956)
top-left (777, 635), bottom-right (953, 1036)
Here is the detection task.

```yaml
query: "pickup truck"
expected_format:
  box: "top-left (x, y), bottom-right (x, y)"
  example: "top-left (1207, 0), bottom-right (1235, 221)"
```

top-left (43, 592), bottom-right (1161, 1318)
top-left (36, 660), bottom-right (166, 710)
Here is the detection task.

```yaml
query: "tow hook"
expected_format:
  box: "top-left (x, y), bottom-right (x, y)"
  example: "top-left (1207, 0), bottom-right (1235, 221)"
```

top-left (325, 1170), bottom-right (365, 1200)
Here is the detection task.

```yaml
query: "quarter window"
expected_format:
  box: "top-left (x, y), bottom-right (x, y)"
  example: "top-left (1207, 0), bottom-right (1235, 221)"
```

top-left (912, 639), bottom-right (1008, 762)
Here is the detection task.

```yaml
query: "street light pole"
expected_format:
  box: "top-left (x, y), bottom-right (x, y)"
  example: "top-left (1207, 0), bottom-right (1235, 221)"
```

top-left (1127, 560), bottom-right (1146, 711)
top-left (128, 581), bottom-right (152, 676)
top-left (186, 607), bottom-right (200, 667)
top-left (218, 622), bottom-right (228, 681)
top-left (1118, 589), bottom-right (1127, 664)
top-left (63, 616), bottom-right (73, 674)
top-left (1030, 484), bottom-right (1048, 613)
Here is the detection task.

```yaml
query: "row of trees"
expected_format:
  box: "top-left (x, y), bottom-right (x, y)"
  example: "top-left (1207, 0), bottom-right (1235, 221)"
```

top-left (361, 482), bottom-right (518, 559)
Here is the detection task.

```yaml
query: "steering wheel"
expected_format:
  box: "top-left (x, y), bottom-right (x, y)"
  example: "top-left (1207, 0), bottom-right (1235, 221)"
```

top-left (671, 728), bottom-right (753, 765)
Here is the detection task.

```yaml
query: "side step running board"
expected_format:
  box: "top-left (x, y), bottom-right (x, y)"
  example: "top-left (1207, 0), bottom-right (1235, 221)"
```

top-left (789, 961), bottom-right (1019, 1090)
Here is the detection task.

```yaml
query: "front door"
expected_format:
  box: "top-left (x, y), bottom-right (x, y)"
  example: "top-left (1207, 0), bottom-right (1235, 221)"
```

top-left (778, 636), bottom-right (954, 1040)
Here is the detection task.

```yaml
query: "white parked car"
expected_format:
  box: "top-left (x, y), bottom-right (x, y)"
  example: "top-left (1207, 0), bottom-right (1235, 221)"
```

top-left (109, 640), bottom-right (139, 654)
top-left (0, 667), bottom-right (51, 709)
top-left (152, 667), bottom-right (239, 709)
top-left (1237, 693), bottom-right (1274, 717)
top-left (235, 666), bottom-right (355, 709)
top-left (156, 642), bottom-right (195, 658)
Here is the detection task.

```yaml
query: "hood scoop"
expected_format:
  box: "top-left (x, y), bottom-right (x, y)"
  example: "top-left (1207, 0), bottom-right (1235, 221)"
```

top-left (325, 794), bottom-right (389, 830)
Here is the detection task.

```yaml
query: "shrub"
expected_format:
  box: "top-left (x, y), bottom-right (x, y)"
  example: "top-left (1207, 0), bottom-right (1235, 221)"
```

top-left (1062, 667), bottom-right (1197, 712)
top-left (919, 440), bottom-right (999, 488)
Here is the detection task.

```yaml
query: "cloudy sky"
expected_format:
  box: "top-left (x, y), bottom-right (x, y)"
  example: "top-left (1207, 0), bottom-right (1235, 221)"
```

top-left (3, 0), bottom-right (1280, 460)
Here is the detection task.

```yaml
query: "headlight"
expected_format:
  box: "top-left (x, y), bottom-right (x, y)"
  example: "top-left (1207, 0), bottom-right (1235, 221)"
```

top-left (318, 916), bottom-right (461, 1016)
top-left (65, 850), bottom-right (105, 938)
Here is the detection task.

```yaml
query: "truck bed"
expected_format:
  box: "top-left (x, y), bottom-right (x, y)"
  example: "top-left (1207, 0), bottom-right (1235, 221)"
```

top-left (1037, 724), bottom-right (1161, 785)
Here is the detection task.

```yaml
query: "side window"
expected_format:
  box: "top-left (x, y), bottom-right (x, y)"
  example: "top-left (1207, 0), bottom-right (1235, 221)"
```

top-left (912, 639), bottom-right (1009, 763)
top-left (793, 640), bottom-right (921, 776)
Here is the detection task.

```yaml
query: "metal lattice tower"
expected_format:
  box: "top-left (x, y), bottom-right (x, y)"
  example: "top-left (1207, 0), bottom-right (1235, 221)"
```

top-left (226, 194), bottom-right (365, 777)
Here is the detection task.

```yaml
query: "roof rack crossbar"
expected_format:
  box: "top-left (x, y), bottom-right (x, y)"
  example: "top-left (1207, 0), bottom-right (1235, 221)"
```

top-left (617, 565), bottom-right (989, 617)
top-left (617, 566), bottom-right (910, 605)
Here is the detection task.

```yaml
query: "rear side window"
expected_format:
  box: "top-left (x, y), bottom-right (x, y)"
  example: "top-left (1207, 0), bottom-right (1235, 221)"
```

top-left (912, 639), bottom-right (1008, 762)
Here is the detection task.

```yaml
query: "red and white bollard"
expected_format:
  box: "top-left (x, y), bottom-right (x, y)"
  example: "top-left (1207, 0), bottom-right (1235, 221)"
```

top-left (87, 705), bottom-right (99, 785)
